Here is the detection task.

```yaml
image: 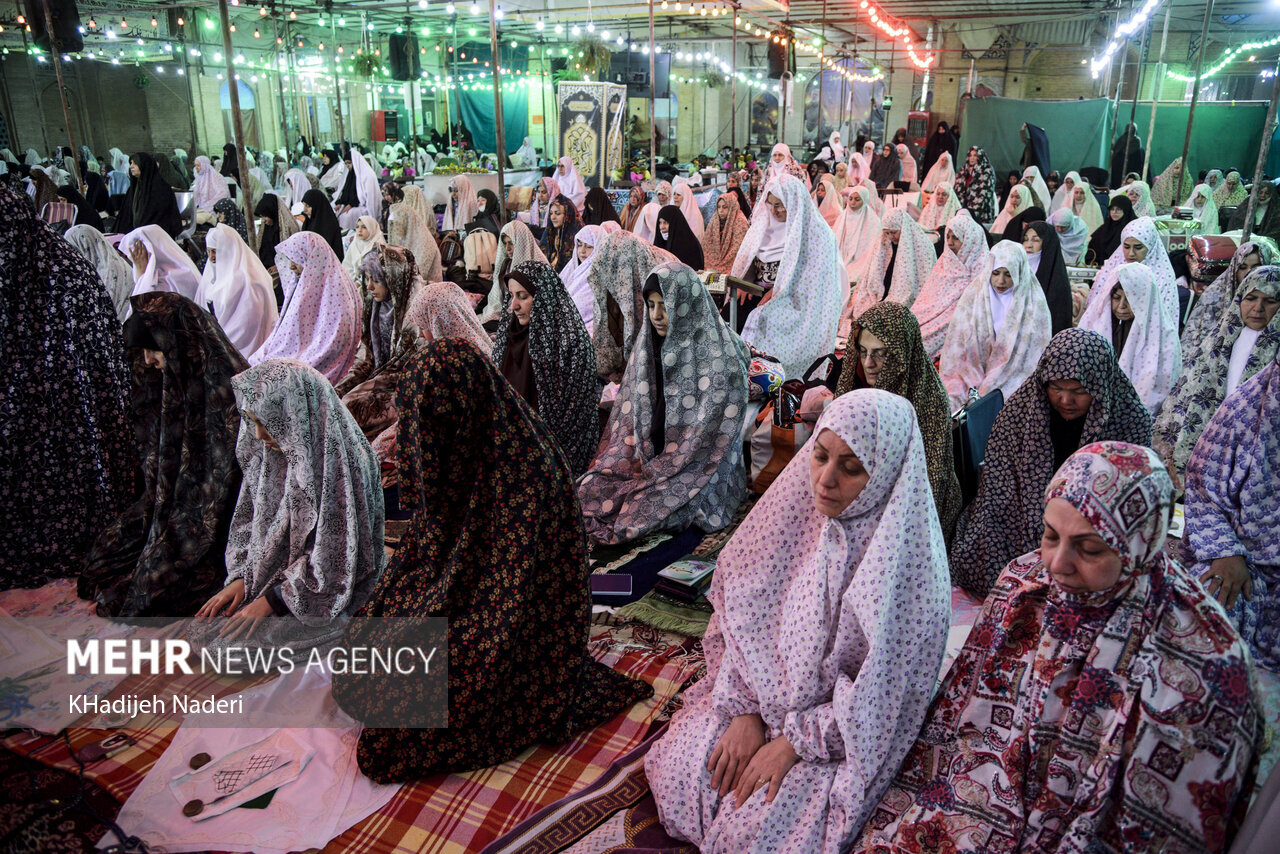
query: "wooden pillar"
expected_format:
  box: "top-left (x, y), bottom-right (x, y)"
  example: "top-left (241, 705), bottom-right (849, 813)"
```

top-left (217, 0), bottom-right (258, 250)
top-left (488, 0), bottom-right (507, 220)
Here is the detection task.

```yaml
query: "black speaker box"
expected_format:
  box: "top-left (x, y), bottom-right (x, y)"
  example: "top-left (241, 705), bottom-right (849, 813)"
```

top-left (24, 0), bottom-right (84, 53)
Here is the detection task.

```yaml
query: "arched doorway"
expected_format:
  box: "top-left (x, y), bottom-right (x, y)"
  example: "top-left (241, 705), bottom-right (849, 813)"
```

top-left (220, 80), bottom-right (260, 148)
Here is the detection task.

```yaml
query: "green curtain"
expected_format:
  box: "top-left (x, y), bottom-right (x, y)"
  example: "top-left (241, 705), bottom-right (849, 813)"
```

top-left (958, 97), bottom-right (1113, 178)
top-left (445, 41), bottom-right (529, 156)
top-left (1127, 103), bottom-right (1267, 179)
top-left (960, 96), bottom-right (1269, 184)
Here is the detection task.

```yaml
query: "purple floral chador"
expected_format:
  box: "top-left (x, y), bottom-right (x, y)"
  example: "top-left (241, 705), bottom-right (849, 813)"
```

top-left (852, 443), bottom-right (1264, 854)
top-left (645, 390), bottom-right (952, 852)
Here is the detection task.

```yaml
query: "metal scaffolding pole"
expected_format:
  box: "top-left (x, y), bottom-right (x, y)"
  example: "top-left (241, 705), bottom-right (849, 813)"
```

top-left (1142, 2), bottom-right (1172, 179)
top-left (488, 0), bottom-right (507, 220)
top-left (218, 0), bottom-right (258, 251)
top-left (1241, 59), bottom-right (1280, 243)
top-left (1178, 0), bottom-right (1216, 186)
top-left (649, 0), bottom-right (657, 176)
top-left (730, 6), bottom-right (738, 153)
top-left (39, 0), bottom-right (84, 192)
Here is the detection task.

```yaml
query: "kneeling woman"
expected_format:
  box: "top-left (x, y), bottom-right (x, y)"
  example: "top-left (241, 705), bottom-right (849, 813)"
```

top-left (195, 359), bottom-right (386, 648)
top-left (332, 340), bottom-right (652, 782)
top-left (493, 260), bottom-right (598, 475)
top-left (578, 262), bottom-right (749, 544)
top-left (335, 245), bottom-right (421, 455)
top-left (852, 442), bottom-right (1263, 854)
top-left (80, 293), bottom-right (248, 618)
top-left (646, 390), bottom-right (952, 854)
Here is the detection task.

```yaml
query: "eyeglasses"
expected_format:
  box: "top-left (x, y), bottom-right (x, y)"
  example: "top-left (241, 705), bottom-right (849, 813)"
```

top-left (854, 346), bottom-right (889, 365)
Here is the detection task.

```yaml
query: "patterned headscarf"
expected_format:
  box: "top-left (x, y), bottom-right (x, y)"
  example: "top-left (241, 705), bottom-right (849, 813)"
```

top-left (228, 359), bottom-right (385, 627)
top-left (191, 154), bottom-right (230, 212)
top-left (1120, 179), bottom-right (1156, 218)
top-left (1182, 239), bottom-right (1279, 360)
top-left (484, 220), bottom-right (549, 324)
top-left (404, 281), bottom-right (492, 356)
top-left (213, 197), bottom-right (248, 242)
top-left (938, 240), bottom-right (1053, 410)
top-left (400, 185), bottom-right (438, 237)
top-left (918, 183), bottom-right (960, 232)
top-left (1184, 347), bottom-right (1280, 669)
top-left (579, 262), bottom-right (749, 544)
top-left (387, 201), bottom-right (442, 283)
top-left (855, 441), bottom-right (1262, 854)
top-left (589, 229), bottom-right (677, 379)
top-left (0, 186), bottom-right (137, 587)
top-left (1151, 157), bottom-right (1194, 207)
top-left (81, 292), bottom-right (247, 617)
top-left (733, 175), bottom-right (845, 379)
top-left (949, 329), bottom-right (1153, 596)
top-left (64, 223), bottom-right (134, 322)
top-left (647, 389), bottom-right (951, 849)
top-left (1214, 169), bottom-right (1248, 208)
top-left (846, 208), bottom-right (935, 327)
top-left (1085, 216), bottom-right (1178, 325)
top-left (1154, 265), bottom-right (1280, 488)
top-left (835, 302), bottom-right (963, 537)
top-left (1048, 207), bottom-right (1089, 265)
top-left (913, 211), bottom-right (988, 358)
top-left (198, 223), bottom-right (279, 358)
top-left (331, 340), bottom-right (652, 782)
top-left (491, 260), bottom-right (599, 475)
top-left (956, 146), bottom-right (998, 224)
top-left (701, 191), bottom-right (751, 275)
top-left (250, 231), bottom-right (362, 384)
top-left (442, 174), bottom-right (479, 232)
top-left (1078, 263), bottom-right (1182, 413)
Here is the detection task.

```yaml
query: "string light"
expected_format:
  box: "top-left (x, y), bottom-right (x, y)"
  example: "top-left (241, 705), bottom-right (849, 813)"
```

top-left (1166, 34), bottom-right (1280, 81)
top-left (1090, 0), bottom-right (1161, 78)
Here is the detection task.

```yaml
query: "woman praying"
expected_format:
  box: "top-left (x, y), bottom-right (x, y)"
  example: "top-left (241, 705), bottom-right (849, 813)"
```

top-left (578, 263), bottom-right (749, 544)
top-left (949, 329), bottom-right (1152, 596)
top-left (493, 260), bottom-right (598, 475)
top-left (701, 191), bottom-right (751, 275)
top-left (120, 225), bottom-right (202, 301)
top-left (645, 390), bottom-right (952, 853)
top-left (835, 302), bottom-right (963, 538)
top-left (1079, 263), bottom-right (1181, 413)
top-left (81, 293), bottom-right (247, 618)
top-left (540, 193), bottom-right (582, 273)
top-left (331, 339), bottom-right (652, 783)
top-left (196, 359), bottom-right (386, 649)
top-left (938, 240), bottom-right (1052, 410)
top-left (653, 204), bottom-right (704, 270)
top-left (853, 442), bottom-right (1262, 854)
top-left (196, 224), bottom-right (279, 357)
top-left (249, 231), bottom-right (361, 385)
top-left (912, 211), bottom-right (988, 359)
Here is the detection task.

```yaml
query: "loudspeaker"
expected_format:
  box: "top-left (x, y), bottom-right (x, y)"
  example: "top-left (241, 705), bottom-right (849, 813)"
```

top-left (387, 33), bottom-right (421, 81)
top-left (24, 0), bottom-right (83, 53)
top-left (766, 39), bottom-right (788, 79)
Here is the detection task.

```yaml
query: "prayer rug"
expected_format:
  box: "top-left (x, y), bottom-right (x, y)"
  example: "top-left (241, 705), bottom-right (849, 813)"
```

top-left (0, 743), bottom-right (120, 851)
top-left (589, 532), bottom-right (674, 574)
top-left (614, 587), bottom-right (714, 638)
top-left (1, 582), bottom-right (703, 854)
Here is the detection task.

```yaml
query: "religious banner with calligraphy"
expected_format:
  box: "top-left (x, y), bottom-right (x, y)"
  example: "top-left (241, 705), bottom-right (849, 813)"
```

top-left (557, 81), bottom-right (627, 188)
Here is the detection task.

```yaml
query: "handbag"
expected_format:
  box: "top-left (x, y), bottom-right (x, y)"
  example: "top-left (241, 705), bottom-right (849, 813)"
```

top-left (748, 355), bottom-right (836, 493)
